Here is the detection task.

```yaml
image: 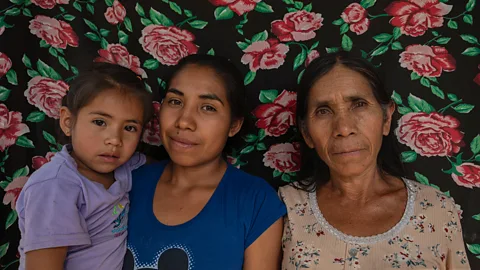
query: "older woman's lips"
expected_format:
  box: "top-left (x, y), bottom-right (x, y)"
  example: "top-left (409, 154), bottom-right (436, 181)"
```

top-left (333, 149), bottom-right (364, 156)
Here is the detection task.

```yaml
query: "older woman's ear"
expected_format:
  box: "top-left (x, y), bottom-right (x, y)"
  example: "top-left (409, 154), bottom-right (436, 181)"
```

top-left (382, 102), bottom-right (396, 136)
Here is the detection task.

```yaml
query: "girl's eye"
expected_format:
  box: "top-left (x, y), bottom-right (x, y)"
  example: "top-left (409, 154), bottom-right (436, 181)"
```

top-left (168, 99), bottom-right (182, 106)
top-left (125, 126), bottom-right (138, 132)
top-left (202, 105), bottom-right (217, 112)
top-left (92, 120), bottom-right (106, 126)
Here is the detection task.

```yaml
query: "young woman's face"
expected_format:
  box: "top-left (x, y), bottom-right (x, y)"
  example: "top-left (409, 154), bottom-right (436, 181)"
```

top-left (60, 89), bottom-right (144, 176)
top-left (159, 64), bottom-right (242, 167)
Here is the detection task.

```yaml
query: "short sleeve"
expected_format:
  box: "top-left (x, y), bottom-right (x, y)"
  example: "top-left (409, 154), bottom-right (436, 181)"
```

top-left (445, 197), bottom-right (471, 269)
top-left (243, 178), bottom-right (287, 249)
top-left (17, 178), bottom-right (90, 252)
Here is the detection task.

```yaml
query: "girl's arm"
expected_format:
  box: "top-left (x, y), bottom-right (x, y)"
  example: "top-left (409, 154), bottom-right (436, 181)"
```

top-left (26, 247), bottom-right (68, 270)
top-left (243, 218), bottom-right (283, 270)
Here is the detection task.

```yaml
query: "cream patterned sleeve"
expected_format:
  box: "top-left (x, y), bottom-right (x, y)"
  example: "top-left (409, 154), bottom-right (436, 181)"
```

top-left (445, 197), bottom-right (471, 270)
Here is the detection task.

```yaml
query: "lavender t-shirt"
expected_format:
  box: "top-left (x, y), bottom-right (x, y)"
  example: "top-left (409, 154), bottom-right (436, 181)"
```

top-left (16, 145), bottom-right (145, 270)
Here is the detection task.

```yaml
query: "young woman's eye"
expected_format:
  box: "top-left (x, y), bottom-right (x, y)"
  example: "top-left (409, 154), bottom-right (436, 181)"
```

top-left (202, 105), bottom-right (217, 112)
top-left (168, 99), bottom-right (182, 106)
top-left (124, 125), bottom-right (138, 132)
top-left (92, 119), bottom-right (106, 126)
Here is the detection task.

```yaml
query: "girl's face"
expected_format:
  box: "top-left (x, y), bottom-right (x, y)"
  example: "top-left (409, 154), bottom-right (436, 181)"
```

top-left (159, 64), bottom-right (243, 168)
top-left (60, 89), bottom-right (144, 178)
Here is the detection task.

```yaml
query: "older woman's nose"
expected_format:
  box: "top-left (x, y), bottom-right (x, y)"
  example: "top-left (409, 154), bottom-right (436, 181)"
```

top-left (333, 112), bottom-right (356, 137)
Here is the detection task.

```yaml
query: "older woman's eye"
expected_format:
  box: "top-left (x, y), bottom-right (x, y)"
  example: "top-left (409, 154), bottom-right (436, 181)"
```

top-left (315, 108), bottom-right (331, 115)
top-left (353, 101), bottom-right (368, 108)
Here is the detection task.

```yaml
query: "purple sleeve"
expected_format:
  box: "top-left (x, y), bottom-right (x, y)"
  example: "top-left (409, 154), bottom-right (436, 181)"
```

top-left (20, 178), bottom-right (90, 252)
top-left (126, 152), bottom-right (146, 170)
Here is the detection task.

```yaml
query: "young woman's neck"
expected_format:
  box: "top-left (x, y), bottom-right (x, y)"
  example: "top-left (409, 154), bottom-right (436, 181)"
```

top-left (168, 156), bottom-right (227, 188)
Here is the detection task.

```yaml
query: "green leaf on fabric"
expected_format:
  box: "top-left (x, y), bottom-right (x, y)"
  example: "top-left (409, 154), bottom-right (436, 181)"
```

top-left (63, 14), bottom-right (75, 21)
top-left (214, 6), bottom-right (234, 20)
top-left (286, 7), bottom-right (298, 12)
top-left (184, 9), bottom-right (193, 17)
top-left (26, 111), bottom-right (45, 122)
top-left (401, 151), bottom-right (417, 163)
top-left (398, 106), bottom-right (413, 115)
top-left (150, 8), bottom-right (173, 26)
top-left (83, 19), bottom-right (98, 31)
top-left (39, 39), bottom-right (49, 48)
top-left (310, 41), bottom-right (319, 50)
top-left (297, 69), bottom-right (305, 84)
top-left (0, 181), bottom-right (9, 189)
top-left (27, 69), bottom-right (40, 78)
top-left (462, 47), bottom-right (480, 56)
top-left (466, 0), bottom-right (476, 12)
top-left (207, 48), bottom-right (215, 55)
top-left (259, 89), bottom-right (279, 103)
top-left (252, 30), bottom-right (268, 42)
top-left (6, 69), bottom-right (17, 85)
top-left (393, 27), bottom-right (402, 39)
top-left (143, 59), bottom-right (159, 70)
top-left (420, 77), bottom-right (431, 88)
top-left (16, 136), bottom-right (35, 148)
top-left (471, 135), bottom-right (480, 154)
top-left (37, 60), bottom-right (61, 80)
top-left (124, 17), bottom-right (133, 32)
top-left (0, 86), bottom-right (11, 101)
top-left (256, 142), bottom-right (267, 151)
top-left (476, 154), bottom-right (480, 162)
top-left (303, 3), bottom-right (312, 12)
top-left (447, 20), bottom-right (458, 29)
top-left (22, 8), bottom-right (32, 17)
top-left (105, 0), bottom-right (113, 6)
top-left (360, 50), bottom-right (368, 58)
top-left (472, 214), bottom-right (480, 221)
top-left (244, 134), bottom-right (257, 142)
top-left (100, 28), bottom-right (110, 37)
top-left (22, 54), bottom-right (32, 68)
top-left (6, 210), bottom-right (17, 230)
top-left (5, 8), bottom-right (20, 16)
top-left (73, 1), bottom-right (82, 11)
top-left (86, 3), bottom-right (94, 14)
top-left (430, 85), bottom-right (445, 99)
top-left (240, 145), bottom-right (254, 154)
top-left (13, 166), bottom-right (29, 179)
top-left (169, 2), bottom-right (182, 15)
top-left (255, 2), bottom-right (274, 13)
top-left (140, 18), bottom-right (153, 26)
top-left (341, 34), bottom-right (353, 51)
top-left (325, 47), bottom-right (340, 53)
top-left (0, 243), bottom-right (9, 259)
top-left (100, 38), bottom-right (109, 49)
top-left (391, 91), bottom-right (402, 105)
top-left (432, 30), bottom-right (439, 36)
top-left (340, 23), bottom-right (349, 34)
top-left (332, 18), bottom-right (344, 25)
top-left (71, 66), bottom-right (79, 75)
top-left (463, 14), bottom-right (473, 24)
top-left (435, 37), bottom-right (451, 44)
top-left (408, 94), bottom-right (435, 113)
top-left (427, 77), bottom-right (438, 83)
top-left (237, 41), bottom-right (249, 50)
top-left (135, 3), bottom-right (145, 17)
top-left (281, 173), bottom-right (292, 182)
top-left (43, 130), bottom-right (56, 145)
top-left (360, 0), bottom-right (376, 9)
top-left (244, 71), bottom-right (256, 85)
top-left (430, 184), bottom-right (441, 190)
top-left (414, 172), bottom-right (429, 185)
top-left (453, 104), bottom-right (475, 113)
top-left (9, 0), bottom-right (24, 4)
top-left (294, 1), bottom-right (303, 9)
top-left (373, 33), bottom-right (392, 42)
top-left (258, 128), bottom-right (266, 140)
top-left (467, 243), bottom-right (480, 255)
top-left (391, 41), bottom-right (403, 50)
top-left (410, 72), bottom-right (421, 80)
top-left (371, 45), bottom-right (388, 56)
top-left (461, 34), bottom-right (479, 44)
top-left (273, 170), bottom-right (282, 178)
top-left (118, 30), bottom-right (128, 44)
top-left (188, 20), bottom-right (208, 29)
top-left (48, 47), bottom-right (58, 57)
top-left (293, 48), bottom-right (307, 70)
top-left (447, 93), bottom-right (458, 101)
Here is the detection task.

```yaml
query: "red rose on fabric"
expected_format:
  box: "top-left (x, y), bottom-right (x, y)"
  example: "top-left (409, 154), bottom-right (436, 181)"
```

top-left (305, 50), bottom-right (320, 67)
top-left (31, 0), bottom-right (69, 9)
top-left (104, 0), bottom-right (126, 25)
top-left (241, 38), bottom-right (289, 72)
top-left (32, 152), bottom-right (55, 170)
top-left (227, 156), bottom-right (240, 169)
top-left (271, 10), bottom-right (323, 42)
top-left (209, 0), bottom-right (261, 16)
top-left (0, 52), bottom-right (12, 78)
top-left (451, 163), bottom-right (480, 189)
top-left (395, 112), bottom-right (464, 157)
top-left (3, 176), bottom-right (29, 210)
top-left (253, 90), bottom-right (296, 137)
top-left (95, 44), bottom-right (147, 78)
top-left (29, 15), bottom-right (79, 49)
top-left (0, 104), bottom-right (30, 152)
top-left (341, 3), bottom-right (370, 35)
top-left (139, 25), bottom-right (198, 66)
top-left (474, 65), bottom-right (480, 86)
top-left (385, 0), bottom-right (452, 37)
top-left (25, 77), bottom-right (69, 119)
top-left (263, 142), bottom-right (301, 173)
top-left (142, 101), bottom-right (161, 146)
top-left (399, 44), bottom-right (455, 77)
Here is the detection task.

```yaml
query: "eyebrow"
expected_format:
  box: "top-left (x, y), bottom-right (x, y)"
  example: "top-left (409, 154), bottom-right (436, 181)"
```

top-left (89, 111), bottom-right (140, 124)
top-left (167, 88), bottom-right (225, 106)
top-left (313, 95), bottom-right (368, 107)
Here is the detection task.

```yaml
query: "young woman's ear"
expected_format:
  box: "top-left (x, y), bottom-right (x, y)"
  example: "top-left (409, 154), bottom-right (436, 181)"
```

top-left (228, 117), bottom-right (244, 137)
top-left (59, 107), bottom-right (73, 137)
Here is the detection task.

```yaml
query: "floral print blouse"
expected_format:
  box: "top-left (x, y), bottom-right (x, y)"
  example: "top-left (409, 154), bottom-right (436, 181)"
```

top-left (278, 179), bottom-right (471, 270)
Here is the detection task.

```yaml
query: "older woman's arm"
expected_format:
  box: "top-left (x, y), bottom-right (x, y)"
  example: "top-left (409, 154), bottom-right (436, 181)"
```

top-left (446, 198), bottom-right (471, 269)
top-left (243, 218), bottom-right (283, 270)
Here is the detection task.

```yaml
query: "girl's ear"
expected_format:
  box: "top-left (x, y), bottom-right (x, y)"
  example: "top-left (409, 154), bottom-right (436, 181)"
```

top-left (228, 117), bottom-right (244, 137)
top-left (59, 107), bottom-right (73, 137)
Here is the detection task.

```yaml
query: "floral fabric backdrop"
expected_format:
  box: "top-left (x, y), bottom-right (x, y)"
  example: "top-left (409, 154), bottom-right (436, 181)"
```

top-left (0, 0), bottom-right (479, 268)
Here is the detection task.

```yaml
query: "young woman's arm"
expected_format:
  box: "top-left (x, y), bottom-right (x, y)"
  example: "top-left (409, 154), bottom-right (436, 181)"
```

top-left (25, 247), bottom-right (68, 270)
top-left (243, 218), bottom-right (283, 270)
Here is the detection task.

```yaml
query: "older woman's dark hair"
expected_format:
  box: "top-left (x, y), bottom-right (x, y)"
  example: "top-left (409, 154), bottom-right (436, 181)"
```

top-left (295, 51), bottom-right (406, 192)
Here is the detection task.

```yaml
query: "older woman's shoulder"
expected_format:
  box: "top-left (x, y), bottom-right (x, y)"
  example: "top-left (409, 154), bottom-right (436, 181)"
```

top-left (278, 182), bottom-right (311, 204)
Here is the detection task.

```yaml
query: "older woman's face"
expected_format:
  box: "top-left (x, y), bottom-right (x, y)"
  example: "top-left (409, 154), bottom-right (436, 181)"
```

top-left (302, 64), bottom-right (394, 178)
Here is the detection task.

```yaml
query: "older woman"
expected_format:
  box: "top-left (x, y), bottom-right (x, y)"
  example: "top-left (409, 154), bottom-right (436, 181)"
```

top-left (279, 52), bottom-right (470, 269)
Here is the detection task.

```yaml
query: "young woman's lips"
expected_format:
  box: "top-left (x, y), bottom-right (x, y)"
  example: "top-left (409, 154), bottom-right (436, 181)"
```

top-left (170, 136), bottom-right (198, 149)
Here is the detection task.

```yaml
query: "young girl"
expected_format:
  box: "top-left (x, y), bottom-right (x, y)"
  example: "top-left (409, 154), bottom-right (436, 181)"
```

top-left (123, 54), bottom-right (286, 270)
top-left (16, 62), bottom-right (153, 270)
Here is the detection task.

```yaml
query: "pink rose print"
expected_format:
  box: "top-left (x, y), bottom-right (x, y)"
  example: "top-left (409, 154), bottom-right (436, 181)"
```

top-left (0, 104), bottom-right (30, 152)
top-left (142, 101), bottom-right (161, 146)
top-left (305, 50), bottom-right (320, 67)
top-left (385, 0), bottom-right (452, 37)
top-left (209, 0), bottom-right (261, 16)
top-left (399, 44), bottom-right (456, 77)
top-left (95, 44), bottom-right (147, 78)
top-left (0, 52), bottom-right (12, 78)
top-left (341, 3), bottom-right (370, 35)
top-left (227, 156), bottom-right (240, 168)
top-left (31, 0), bottom-right (69, 9)
top-left (395, 112), bottom-right (464, 157)
top-left (0, 26), bottom-right (5, 36)
top-left (139, 25), bottom-right (198, 66)
top-left (451, 163), bottom-right (480, 189)
top-left (32, 152), bottom-right (55, 170)
top-left (104, 0), bottom-right (126, 25)
top-left (271, 10), bottom-right (323, 42)
top-left (263, 142), bottom-right (301, 173)
top-left (29, 15), bottom-right (79, 49)
top-left (24, 77), bottom-right (69, 119)
top-left (241, 38), bottom-right (289, 72)
top-left (3, 176), bottom-right (29, 210)
top-left (253, 90), bottom-right (296, 137)
top-left (474, 65), bottom-right (480, 86)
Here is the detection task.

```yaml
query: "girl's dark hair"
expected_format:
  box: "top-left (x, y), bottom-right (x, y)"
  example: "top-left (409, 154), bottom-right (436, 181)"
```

top-left (59, 62), bottom-right (153, 143)
top-left (295, 51), bottom-right (406, 192)
top-left (163, 54), bottom-right (246, 120)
